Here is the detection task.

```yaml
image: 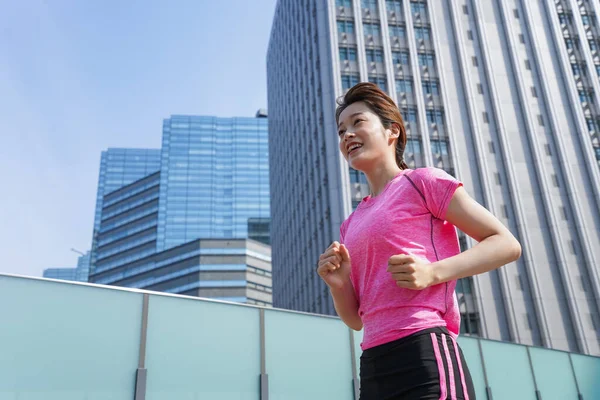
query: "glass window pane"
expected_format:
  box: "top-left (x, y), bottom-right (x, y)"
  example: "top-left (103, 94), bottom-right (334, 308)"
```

top-left (456, 336), bottom-right (488, 400)
top-left (265, 311), bottom-right (354, 399)
top-left (529, 347), bottom-right (578, 399)
top-left (0, 276), bottom-right (142, 400)
top-left (480, 340), bottom-right (537, 399)
top-left (145, 295), bottom-right (260, 399)
top-left (571, 353), bottom-right (600, 400)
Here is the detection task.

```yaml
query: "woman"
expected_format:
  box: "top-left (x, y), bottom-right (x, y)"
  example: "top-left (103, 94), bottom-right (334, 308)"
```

top-left (317, 83), bottom-right (521, 400)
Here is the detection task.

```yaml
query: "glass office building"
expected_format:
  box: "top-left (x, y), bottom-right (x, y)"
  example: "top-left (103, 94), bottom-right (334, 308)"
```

top-left (88, 112), bottom-right (271, 305)
top-left (157, 113), bottom-right (270, 251)
top-left (267, 0), bottom-right (600, 355)
top-left (2, 273), bottom-right (600, 399)
top-left (43, 251), bottom-right (91, 283)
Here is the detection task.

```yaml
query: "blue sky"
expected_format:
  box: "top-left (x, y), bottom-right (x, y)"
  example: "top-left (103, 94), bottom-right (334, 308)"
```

top-left (0, 0), bottom-right (276, 277)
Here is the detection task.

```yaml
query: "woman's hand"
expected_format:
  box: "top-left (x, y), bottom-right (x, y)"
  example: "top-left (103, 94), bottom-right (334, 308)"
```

top-left (317, 241), bottom-right (352, 290)
top-left (388, 254), bottom-right (437, 290)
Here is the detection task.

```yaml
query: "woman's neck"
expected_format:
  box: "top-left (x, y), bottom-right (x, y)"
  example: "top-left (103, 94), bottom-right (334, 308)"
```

top-left (365, 163), bottom-right (403, 197)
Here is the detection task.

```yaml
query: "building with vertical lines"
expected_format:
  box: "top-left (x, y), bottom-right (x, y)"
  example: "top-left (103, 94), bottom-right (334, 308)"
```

top-left (267, 0), bottom-right (600, 355)
top-left (87, 113), bottom-right (272, 307)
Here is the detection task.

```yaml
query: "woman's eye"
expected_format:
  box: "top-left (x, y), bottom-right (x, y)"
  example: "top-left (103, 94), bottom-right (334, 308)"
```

top-left (338, 130), bottom-right (345, 136)
top-left (355, 119), bottom-right (363, 125)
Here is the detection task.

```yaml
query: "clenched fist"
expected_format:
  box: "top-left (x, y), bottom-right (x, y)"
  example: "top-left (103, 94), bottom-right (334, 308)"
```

top-left (317, 241), bottom-right (351, 290)
top-left (387, 253), bottom-right (438, 290)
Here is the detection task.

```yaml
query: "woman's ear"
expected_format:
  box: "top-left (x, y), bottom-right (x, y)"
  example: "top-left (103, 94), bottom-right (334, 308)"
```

top-left (388, 123), bottom-right (400, 140)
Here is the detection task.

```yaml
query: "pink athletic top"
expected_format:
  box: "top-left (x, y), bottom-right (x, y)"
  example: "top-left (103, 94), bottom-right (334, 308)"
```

top-left (340, 167), bottom-right (463, 350)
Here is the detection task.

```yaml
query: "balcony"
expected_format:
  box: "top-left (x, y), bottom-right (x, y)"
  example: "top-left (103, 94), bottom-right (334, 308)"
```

top-left (1, 273), bottom-right (599, 399)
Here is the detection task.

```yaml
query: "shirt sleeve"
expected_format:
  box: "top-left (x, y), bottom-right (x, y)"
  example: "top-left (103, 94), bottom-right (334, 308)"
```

top-left (411, 167), bottom-right (463, 220)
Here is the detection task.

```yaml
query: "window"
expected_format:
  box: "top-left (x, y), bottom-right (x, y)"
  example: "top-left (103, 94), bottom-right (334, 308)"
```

top-left (362, 0), bottom-right (377, 10)
top-left (483, 111), bottom-right (490, 123)
top-left (525, 59), bottom-right (531, 70)
top-left (391, 50), bottom-right (410, 65)
top-left (569, 240), bottom-right (577, 254)
top-left (590, 39), bottom-right (598, 51)
top-left (571, 63), bottom-right (585, 76)
top-left (537, 114), bottom-right (544, 126)
top-left (336, 0), bottom-right (352, 6)
top-left (552, 173), bottom-right (560, 187)
top-left (579, 90), bottom-right (595, 104)
top-left (472, 56), bottom-right (479, 67)
top-left (426, 109), bottom-right (444, 125)
top-left (386, 0), bottom-right (403, 15)
top-left (565, 38), bottom-right (579, 50)
top-left (545, 143), bottom-right (552, 156)
top-left (467, 30), bottom-right (473, 40)
top-left (495, 172), bottom-right (501, 185)
top-left (337, 21), bottom-right (355, 34)
top-left (560, 206), bottom-right (568, 220)
top-left (396, 78), bottom-right (414, 93)
top-left (422, 80), bottom-right (440, 95)
top-left (590, 314), bottom-right (598, 331)
top-left (582, 15), bottom-right (591, 26)
top-left (558, 13), bottom-right (572, 25)
top-left (462, 5), bottom-right (469, 14)
top-left (586, 118), bottom-right (596, 131)
top-left (411, 1), bottom-right (426, 15)
top-left (489, 141), bottom-right (496, 153)
top-left (516, 274), bottom-right (524, 291)
top-left (389, 25), bottom-right (406, 38)
top-left (415, 27), bottom-right (431, 40)
top-left (418, 52), bottom-right (435, 67)
top-left (363, 23), bottom-right (381, 36)
top-left (513, 8), bottom-right (519, 18)
top-left (519, 34), bottom-right (525, 44)
top-left (406, 138), bottom-right (422, 154)
top-left (531, 86), bottom-right (538, 97)
top-left (596, 65), bottom-right (600, 76)
top-left (341, 74), bottom-right (360, 90)
top-left (339, 47), bottom-right (357, 61)
top-left (477, 83), bottom-right (483, 94)
top-left (430, 139), bottom-right (449, 155)
top-left (368, 76), bottom-right (388, 91)
top-left (366, 48), bottom-right (384, 62)
top-left (402, 107), bottom-right (418, 124)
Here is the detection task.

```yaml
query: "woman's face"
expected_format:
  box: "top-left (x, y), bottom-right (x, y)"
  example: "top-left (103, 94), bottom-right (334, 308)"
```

top-left (337, 101), bottom-right (396, 172)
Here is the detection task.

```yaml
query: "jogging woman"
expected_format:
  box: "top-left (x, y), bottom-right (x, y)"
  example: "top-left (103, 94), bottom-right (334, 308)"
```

top-left (317, 83), bottom-right (521, 399)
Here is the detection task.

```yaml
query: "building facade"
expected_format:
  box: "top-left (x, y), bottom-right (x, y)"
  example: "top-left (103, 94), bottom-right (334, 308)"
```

top-left (88, 113), bottom-right (272, 306)
top-left (43, 251), bottom-right (91, 282)
top-left (267, 0), bottom-right (600, 355)
top-left (157, 114), bottom-right (270, 251)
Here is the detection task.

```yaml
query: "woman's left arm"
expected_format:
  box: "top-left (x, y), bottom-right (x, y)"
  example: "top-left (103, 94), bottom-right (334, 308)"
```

top-left (430, 186), bottom-right (522, 284)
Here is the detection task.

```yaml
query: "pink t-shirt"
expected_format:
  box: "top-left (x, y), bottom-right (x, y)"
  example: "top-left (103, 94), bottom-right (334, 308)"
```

top-left (340, 167), bottom-right (463, 350)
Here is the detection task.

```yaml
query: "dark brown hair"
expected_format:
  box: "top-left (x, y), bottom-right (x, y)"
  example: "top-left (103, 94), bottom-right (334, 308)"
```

top-left (335, 82), bottom-right (408, 169)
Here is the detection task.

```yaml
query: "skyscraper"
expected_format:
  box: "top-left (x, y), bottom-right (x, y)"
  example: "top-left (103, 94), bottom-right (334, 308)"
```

top-left (156, 114), bottom-right (270, 251)
top-left (88, 113), bottom-right (272, 306)
top-left (43, 251), bottom-right (91, 282)
top-left (267, 0), bottom-right (600, 355)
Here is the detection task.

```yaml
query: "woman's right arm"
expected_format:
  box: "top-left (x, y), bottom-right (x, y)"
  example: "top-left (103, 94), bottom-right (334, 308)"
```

top-left (318, 242), bottom-right (363, 331)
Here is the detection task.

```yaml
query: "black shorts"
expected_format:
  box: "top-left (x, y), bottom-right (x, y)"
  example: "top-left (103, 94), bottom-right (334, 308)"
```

top-left (359, 327), bottom-right (476, 400)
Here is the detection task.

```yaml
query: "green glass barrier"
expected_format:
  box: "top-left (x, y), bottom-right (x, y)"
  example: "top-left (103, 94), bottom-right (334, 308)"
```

top-left (570, 352), bottom-right (600, 400)
top-left (145, 295), bottom-right (260, 400)
top-left (264, 310), bottom-right (353, 400)
top-left (529, 347), bottom-right (578, 400)
top-left (457, 336), bottom-right (488, 399)
top-left (0, 276), bottom-right (142, 400)
top-left (480, 340), bottom-right (537, 399)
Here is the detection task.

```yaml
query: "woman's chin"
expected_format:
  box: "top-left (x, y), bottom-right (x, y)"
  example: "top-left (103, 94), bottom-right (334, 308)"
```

top-left (348, 156), bottom-right (371, 172)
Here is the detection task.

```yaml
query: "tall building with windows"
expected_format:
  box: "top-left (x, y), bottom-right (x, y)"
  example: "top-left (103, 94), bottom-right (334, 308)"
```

top-left (43, 251), bottom-right (91, 282)
top-left (267, 0), bottom-right (600, 355)
top-left (88, 112), bottom-right (272, 306)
